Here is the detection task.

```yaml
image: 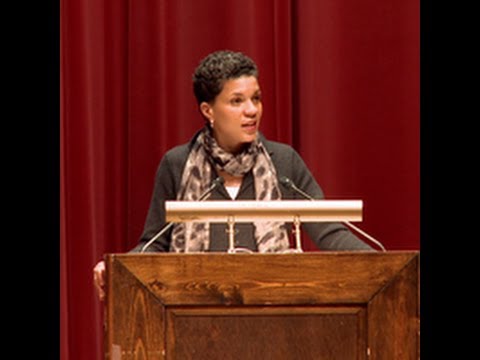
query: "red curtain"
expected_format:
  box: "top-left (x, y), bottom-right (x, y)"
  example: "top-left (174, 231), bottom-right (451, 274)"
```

top-left (60, 0), bottom-right (418, 358)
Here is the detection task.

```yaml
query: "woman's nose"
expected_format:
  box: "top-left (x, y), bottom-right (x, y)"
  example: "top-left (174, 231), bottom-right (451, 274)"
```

top-left (244, 99), bottom-right (258, 116)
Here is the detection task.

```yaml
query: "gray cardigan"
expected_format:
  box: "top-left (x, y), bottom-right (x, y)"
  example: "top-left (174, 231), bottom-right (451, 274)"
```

top-left (131, 132), bottom-right (374, 252)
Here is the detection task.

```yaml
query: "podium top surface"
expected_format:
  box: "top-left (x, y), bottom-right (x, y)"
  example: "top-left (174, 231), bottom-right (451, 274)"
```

top-left (165, 200), bottom-right (363, 222)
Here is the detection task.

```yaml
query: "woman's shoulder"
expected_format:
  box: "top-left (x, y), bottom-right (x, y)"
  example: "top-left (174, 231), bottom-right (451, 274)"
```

top-left (260, 135), bottom-right (297, 155)
top-left (163, 142), bottom-right (191, 161)
top-left (155, 142), bottom-right (191, 181)
top-left (259, 135), bottom-right (307, 175)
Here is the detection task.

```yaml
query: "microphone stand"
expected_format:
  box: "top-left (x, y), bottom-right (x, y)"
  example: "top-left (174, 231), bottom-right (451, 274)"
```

top-left (279, 176), bottom-right (386, 252)
top-left (140, 177), bottom-right (225, 253)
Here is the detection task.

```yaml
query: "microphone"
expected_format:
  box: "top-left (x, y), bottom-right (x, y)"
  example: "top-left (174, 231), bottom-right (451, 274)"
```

top-left (140, 176), bottom-right (225, 253)
top-left (279, 176), bottom-right (386, 252)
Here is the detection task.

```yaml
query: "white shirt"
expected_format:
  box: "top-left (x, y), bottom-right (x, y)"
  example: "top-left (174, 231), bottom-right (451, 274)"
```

top-left (225, 185), bottom-right (240, 199)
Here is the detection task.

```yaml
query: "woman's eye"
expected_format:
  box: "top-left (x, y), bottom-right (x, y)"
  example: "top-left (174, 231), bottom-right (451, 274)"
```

top-left (231, 98), bottom-right (243, 105)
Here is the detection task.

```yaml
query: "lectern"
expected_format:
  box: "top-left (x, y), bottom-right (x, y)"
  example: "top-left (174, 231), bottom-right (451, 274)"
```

top-left (105, 252), bottom-right (419, 359)
top-left (105, 201), bottom-right (419, 359)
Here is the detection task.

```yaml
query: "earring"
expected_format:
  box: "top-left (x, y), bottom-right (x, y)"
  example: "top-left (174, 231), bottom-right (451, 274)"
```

top-left (210, 120), bottom-right (214, 128)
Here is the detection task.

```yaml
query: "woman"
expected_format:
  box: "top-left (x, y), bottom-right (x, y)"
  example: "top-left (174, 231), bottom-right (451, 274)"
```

top-left (94, 50), bottom-right (373, 299)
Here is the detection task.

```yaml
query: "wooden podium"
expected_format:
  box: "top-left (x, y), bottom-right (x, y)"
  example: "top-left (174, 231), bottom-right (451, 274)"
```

top-left (105, 251), bottom-right (419, 359)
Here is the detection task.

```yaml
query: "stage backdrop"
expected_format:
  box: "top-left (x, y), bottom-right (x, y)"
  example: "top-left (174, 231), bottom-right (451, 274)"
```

top-left (60, 0), bottom-right (419, 359)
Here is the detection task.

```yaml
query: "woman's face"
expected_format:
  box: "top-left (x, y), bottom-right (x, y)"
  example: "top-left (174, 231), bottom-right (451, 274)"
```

top-left (200, 75), bottom-right (262, 154)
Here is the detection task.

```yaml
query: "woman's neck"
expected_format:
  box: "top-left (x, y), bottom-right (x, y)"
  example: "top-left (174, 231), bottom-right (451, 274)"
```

top-left (217, 169), bottom-right (243, 187)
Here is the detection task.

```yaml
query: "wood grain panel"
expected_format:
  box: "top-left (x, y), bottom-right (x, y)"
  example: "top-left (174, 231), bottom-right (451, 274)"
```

top-left (106, 256), bottom-right (165, 359)
top-left (105, 251), bottom-right (419, 359)
top-left (166, 306), bottom-right (367, 360)
top-left (113, 252), bottom-right (416, 306)
top-left (367, 253), bottom-right (419, 359)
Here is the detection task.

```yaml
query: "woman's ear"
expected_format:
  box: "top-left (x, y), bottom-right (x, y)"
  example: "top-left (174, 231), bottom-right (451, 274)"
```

top-left (200, 102), bottom-right (213, 121)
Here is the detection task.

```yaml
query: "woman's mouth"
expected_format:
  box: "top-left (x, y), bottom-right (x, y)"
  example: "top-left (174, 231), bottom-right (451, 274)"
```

top-left (241, 121), bottom-right (257, 134)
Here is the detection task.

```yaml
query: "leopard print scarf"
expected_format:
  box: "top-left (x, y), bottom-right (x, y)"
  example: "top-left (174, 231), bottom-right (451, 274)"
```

top-left (170, 127), bottom-right (289, 253)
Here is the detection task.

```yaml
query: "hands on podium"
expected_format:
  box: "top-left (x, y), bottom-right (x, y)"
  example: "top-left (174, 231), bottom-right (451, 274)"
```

top-left (93, 260), bottom-right (106, 301)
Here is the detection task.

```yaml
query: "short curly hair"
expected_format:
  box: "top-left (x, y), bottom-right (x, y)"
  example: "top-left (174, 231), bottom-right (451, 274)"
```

top-left (192, 50), bottom-right (258, 105)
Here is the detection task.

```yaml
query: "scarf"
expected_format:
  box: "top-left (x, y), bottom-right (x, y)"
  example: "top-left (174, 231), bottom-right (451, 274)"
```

top-left (170, 127), bottom-right (289, 253)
